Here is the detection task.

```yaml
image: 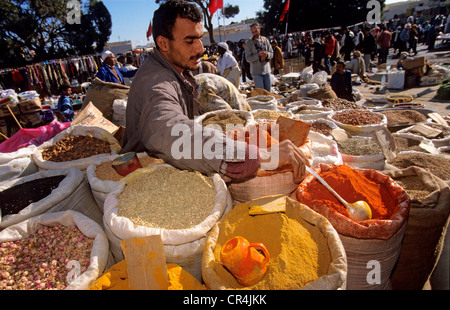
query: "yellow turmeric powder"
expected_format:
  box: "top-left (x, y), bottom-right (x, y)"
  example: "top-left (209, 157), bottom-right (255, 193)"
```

top-left (88, 261), bottom-right (206, 290)
top-left (212, 201), bottom-right (331, 290)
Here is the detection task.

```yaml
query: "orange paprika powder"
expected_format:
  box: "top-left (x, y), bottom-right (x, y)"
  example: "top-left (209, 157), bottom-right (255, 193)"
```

top-left (298, 164), bottom-right (398, 220)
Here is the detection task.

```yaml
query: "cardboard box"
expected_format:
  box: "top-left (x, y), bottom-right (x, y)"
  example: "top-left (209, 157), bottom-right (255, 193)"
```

top-left (72, 101), bottom-right (119, 135)
top-left (401, 56), bottom-right (426, 70)
top-left (420, 74), bottom-right (444, 86)
top-left (18, 98), bottom-right (42, 114)
top-left (0, 103), bottom-right (20, 118)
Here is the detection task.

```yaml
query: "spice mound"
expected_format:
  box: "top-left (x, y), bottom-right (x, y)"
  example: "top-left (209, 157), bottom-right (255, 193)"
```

top-left (380, 110), bottom-right (427, 126)
top-left (310, 121), bottom-right (333, 136)
top-left (332, 110), bottom-right (382, 126)
top-left (42, 136), bottom-right (111, 162)
top-left (297, 165), bottom-right (399, 220)
top-left (0, 225), bottom-right (93, 290)
top-left (95, 155), bottom-right (164, 182)
top-left (117, 167), bottom-right (216, 230)
top-left (0, 175), bottom-right (65, 216)
top-left (388, 153), bottom-right (450, 181)
top-left (253, 110), bottom-right (291, 120)
top-left (338, 136), bottom-right (382, 156)
top-left (394, 175), bottom-right (433, 202)
top-left (321, 98), bottom-right (362, 111)
top-left (212, 202), bottom-right (331, 290)
top-left (88, 261), bottom-right (206, 290)
top-left (202, 112), bottom-right (246, 132)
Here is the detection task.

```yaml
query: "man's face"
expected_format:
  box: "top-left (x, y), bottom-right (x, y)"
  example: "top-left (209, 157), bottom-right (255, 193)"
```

top-left (336, 64), bottom-right (345, 74)
top-left (164, 17), bottom-right (204, 73)
top-left (104, 54), bottom-right (117, 66)
top-left (251, 25), bottom-right (261, 38)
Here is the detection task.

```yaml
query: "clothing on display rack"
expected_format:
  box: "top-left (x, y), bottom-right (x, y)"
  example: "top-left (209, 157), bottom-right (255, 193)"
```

top-left (0, 55), bottom-right (102, 97)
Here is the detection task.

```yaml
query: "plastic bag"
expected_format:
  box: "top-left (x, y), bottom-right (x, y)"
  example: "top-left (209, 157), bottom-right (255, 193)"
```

top-left (0, 122), bottom-right (70, 153)
top-left (301, 66), bottom-right (314, 83)
top-left (311, 71), bottom-right (328, 86)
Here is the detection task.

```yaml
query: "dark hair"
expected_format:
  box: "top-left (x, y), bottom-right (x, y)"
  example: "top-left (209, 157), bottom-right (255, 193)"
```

top-left (336, 61), bottom-right (346, 67)
top-left (152, 0), bottom-right (202, 49)
top-left (126, 55), bottom-right (134, 64)
top-left (59, 84), bottom-right (71, 93)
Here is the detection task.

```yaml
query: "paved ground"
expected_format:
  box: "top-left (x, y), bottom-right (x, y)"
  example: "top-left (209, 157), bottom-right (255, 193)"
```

top-left (355, 44), bottom-right (450, 117)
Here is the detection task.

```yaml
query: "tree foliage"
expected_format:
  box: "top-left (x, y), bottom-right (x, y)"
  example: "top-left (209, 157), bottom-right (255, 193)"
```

top-left (223, 4), bottom-right (239, 19)
top-left (0, 0), bottom-right (111, 68)
top-left (257, 0), bottom-right (386, 35)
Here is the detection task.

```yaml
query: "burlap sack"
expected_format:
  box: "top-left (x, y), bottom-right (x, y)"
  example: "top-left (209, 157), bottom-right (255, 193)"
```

top-left (296, 163), bottom-right (410, 289)
top-left (383, 166), bottom-right (450, 290)
top-left (202, 197), bottom-right (347, 290)
top-left (307, 84), bottom-right (338, 100)
top-left (83, 78), bottom-right (129, 121)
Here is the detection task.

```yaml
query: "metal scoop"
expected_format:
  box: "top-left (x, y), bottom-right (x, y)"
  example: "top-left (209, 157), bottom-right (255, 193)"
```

top-left (305, 166), bottom-right (372, 221)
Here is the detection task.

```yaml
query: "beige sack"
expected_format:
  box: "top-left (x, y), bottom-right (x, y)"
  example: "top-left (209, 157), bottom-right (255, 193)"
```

top-left (83, 78), bottom-right (129, 121)
top-left (383, 166), bottom-right (450, 290)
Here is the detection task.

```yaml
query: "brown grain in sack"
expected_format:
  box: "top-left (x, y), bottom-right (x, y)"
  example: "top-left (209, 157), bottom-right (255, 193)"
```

top-left (383, 166), bottom-right (450, 290)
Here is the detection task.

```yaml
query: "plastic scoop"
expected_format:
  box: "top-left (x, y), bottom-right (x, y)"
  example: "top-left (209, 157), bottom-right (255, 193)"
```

top-left (305, 166), bottom-right (372, 221)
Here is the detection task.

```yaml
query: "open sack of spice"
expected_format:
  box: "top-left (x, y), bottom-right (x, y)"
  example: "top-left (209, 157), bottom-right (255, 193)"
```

top-left (0, 168), bottom-right (103, 230)
top-left (226, 117), bottom-right (313, 204)
top-left (102, 163), bottom-right (232, 281)
top-left (32, 125), bottom-right (122, 171)
top-left (295, 163), bottom-right (410, 289)
top-left (86, 153), bottom-right (164, 212)
top-left (0, 210), bottom-right (110, 290)
top-left (196, 109), bottom-right (254, 132)
top-left (202, 195), bottom-right (347, 290)
top-left (381, 166), bottom-right (450, 290)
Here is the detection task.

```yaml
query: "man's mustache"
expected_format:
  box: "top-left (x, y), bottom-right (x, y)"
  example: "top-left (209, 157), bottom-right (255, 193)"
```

top-left (190, 53), bottom-right (203, 60)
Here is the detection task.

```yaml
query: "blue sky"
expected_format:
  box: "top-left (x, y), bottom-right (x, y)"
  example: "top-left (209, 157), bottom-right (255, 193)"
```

top-left (102, 0), bottom-right (266, 46)
top-left (102, 0), bottom-right (409, 46)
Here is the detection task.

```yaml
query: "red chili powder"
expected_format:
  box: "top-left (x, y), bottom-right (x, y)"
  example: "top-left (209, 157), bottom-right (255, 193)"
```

top-left (298, 165), bottom-right (398, 220)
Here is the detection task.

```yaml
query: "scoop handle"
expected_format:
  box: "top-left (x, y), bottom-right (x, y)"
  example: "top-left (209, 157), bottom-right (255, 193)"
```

top-left (305, 166), bottom-right (350, 209)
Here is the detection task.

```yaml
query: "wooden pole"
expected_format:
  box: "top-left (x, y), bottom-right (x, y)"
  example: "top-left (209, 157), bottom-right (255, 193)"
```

top-left (6, 104), bottom-right (22, 129)
top-left (0, 131), bottom-right (8, 140)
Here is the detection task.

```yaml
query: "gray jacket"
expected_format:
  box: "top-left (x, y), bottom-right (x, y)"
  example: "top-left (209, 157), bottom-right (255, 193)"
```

top-left (121, 49), bottom-right (237, 175)
top-left (244, 36), bottom-right (273, 76)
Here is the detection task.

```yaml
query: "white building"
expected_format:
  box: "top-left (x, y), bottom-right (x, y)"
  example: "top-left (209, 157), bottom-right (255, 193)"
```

top-left (383, 0), bottom-right (450, 21)
top-left (202, 19), bottom-right (257, 45)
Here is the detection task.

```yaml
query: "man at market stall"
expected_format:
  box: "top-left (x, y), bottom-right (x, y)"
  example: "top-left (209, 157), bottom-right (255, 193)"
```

top-left (121, 0), bottom-right (309, 183)
top-left (330, 61), bottom-right (355, 101)
top-left (270, 39), bottom-right (284, 75)
top-left (95, 51), bottom-right (138, 85)
top-left (244, 22), bottom-right (274, 92)
top-left (216, 42), bottom-right (241, 88)
top-left (57, 84), bottom-right (75, 122)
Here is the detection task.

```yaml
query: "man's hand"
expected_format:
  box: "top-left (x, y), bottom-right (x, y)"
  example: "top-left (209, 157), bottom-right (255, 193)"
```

top-left (259, 51), bottom-right (268, 61)
top-left (259, 140), bottom-right (309, 183)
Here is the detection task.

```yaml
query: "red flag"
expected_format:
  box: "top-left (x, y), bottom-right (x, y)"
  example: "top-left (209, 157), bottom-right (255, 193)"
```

top-left (279, 0), bottom-right (290, 22)
top-left (146, 20), bottom-right (152, 41)
top-left (208, 0), bottom-right (223, 17)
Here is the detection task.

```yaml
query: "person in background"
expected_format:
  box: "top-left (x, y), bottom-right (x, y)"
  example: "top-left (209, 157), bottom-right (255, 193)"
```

top-left (270, 39), bottom-right (284, 75)
top-left (57, 84), bottom-right (75, 122)
top-left (216, 42), bottom-right (241, 89)
top-left (245, 22), bottom-right (273, 91)
top-left (399, 24), bottom-right (410, 53)
top-left (377, 25), bottom-right (392, 64)
top-left (330, 61), bottom-right (354, 101)
top-left (238, 40), bottom-right (252, 82)
top-left (303, 37), bottom-right (323, 73)
top-left (340, 26), bottom-right (355, 62)
top-left (361, 26), bottom-right (376, 71)
top-left (408, 24), bottom-right (419, 55)
top-left (124, 55), bottom-right (137, 70)
top-left (323, 30), bottom-right (336, 74)
top-left (346, 50), bottom-right (365, 79)
top-left (121, 0), bottom-right (310, 183)
top-left (392, 25), bottom-right (403, 56)
top-left (96, 51), bottom-right (138, 85)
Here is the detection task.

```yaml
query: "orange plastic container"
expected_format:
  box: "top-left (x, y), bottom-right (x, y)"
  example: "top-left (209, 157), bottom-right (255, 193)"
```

top-left (220, 236), bottom-right (269, 286)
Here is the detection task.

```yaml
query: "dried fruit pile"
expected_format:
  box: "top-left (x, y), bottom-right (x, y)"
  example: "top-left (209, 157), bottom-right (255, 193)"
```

top-left (41, 136), bottom-right (111, 162)
top-left (0, 225), bottom-right (93, 290)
